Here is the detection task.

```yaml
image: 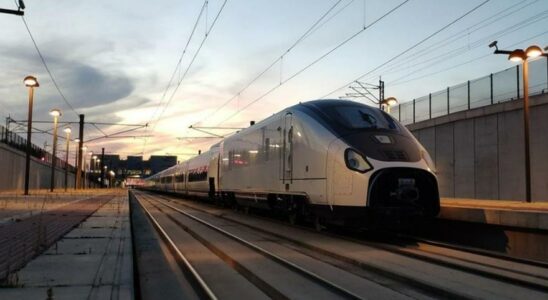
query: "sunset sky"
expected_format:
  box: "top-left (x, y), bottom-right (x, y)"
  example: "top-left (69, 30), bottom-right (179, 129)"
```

top-left (0, 0), bottom-right (546, 162)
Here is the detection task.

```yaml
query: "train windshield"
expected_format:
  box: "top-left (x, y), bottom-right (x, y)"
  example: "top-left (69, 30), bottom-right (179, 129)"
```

top-left (329, 105), bottom-right (398, 131)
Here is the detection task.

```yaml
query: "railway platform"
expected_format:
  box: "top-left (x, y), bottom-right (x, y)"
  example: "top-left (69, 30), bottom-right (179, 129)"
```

top-left (439, 198), bottom-right (548, 230)
top-left (0, 191), bottom-right (132, 300)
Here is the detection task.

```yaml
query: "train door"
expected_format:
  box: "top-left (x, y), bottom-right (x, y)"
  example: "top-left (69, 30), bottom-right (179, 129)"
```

top-left (282, 112), bottom-right (293, 186)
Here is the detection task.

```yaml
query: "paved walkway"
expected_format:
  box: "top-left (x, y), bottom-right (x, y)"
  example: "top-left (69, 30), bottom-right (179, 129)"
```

top-left (440, 198), bottom-right (548, 230)
top-left (442, 198), bottom-right (548, 212)
top-left (0, 194), bottom-right (133, 300)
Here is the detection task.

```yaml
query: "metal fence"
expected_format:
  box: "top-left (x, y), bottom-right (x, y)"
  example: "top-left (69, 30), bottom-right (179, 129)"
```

top-left (0, 125), bottom-right (75, 172)
top-left (391, 58), bottom-right (548, 125)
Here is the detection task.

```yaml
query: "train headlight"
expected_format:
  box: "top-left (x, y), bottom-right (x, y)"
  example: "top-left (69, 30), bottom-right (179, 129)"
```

top-left (344, 149), bottom-right (373, 173)
top-left (421, 149), bottom-right (436, 173)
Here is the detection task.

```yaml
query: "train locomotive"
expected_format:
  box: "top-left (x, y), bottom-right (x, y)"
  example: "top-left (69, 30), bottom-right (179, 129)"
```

top-left (144, 99), bottom-right (440, 227)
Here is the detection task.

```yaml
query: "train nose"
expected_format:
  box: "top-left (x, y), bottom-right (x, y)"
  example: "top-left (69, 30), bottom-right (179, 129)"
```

top-left (392, 186), bottom-right (420, 203)
top-left (368, 168), bottom-right (440, 217)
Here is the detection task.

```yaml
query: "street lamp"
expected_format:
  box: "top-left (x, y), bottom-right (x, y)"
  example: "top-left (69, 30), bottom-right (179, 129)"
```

top-left (81, 146), bottom-right (87, 189)
top-left (380, 97), bottom-right (398, 113)
top-left (49, 108), bottom-right (62, 192)
top-left (108, 170), bottom-right (115, 188)
top-left (63, 127), bottom-right (71, 192)
top-left (23, 75), bottom-right (39, 195)
top-left (490, 41), bottom-right (548, 202)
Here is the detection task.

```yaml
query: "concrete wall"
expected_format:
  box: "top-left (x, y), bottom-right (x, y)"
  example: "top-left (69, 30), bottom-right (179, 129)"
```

top-left (408, 93), bottom-right (548, 202)
top-left (0, 142), bottom-right (90, 191)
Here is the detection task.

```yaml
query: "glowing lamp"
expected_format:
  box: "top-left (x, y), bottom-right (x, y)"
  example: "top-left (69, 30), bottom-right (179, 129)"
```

top-left (24, 75), bottom-right (39, 87)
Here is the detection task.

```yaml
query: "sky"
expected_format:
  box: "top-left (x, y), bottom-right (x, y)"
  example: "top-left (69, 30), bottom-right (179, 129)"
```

top-left (0, 0), bottom-right (547, 163)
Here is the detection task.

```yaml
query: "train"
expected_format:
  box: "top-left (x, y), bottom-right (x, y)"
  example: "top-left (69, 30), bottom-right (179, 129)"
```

top-left (143, 99), bottom-right (440, 228)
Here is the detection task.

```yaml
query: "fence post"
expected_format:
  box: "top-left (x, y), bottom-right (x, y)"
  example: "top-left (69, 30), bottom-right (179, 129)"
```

top-left (516, 65), bottom-right (520, 100)
top-left (413, 99), bottom-right (416, 124)
top-left (490, 73), bottom-right (494, 105)
top-left (447, 87), bottom-right (450, 115)
top-left (467, 80), bottom-right (471, 110)
top-left (429, 93), bottom-right (432, 119)
top-left (398, 104), bottom-right (401, 122)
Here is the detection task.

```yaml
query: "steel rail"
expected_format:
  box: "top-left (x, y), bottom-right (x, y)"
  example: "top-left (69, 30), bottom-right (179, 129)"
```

top-left (146, 191), bottom-right (548, 295)
top-left (136, 196), bottom-right (218, 300)
top-left (145, 193), bottom-right (364, 300)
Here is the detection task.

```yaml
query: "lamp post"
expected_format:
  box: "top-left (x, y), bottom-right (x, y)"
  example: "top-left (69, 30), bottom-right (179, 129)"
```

top-left (49, 109), bottom-right (62, 192)
top-left (82, 147), bottom-right (88, 189)
top-left (74, 138), bottom-right (80, 189)
top-left (490, 41), bottom-right (548, 202)
top-left (109, 170), bottom-right (115, 188)
top-left (380, 97), bottom-right (398, 113)
top-left (63, 127), bottom-right (71, 192)
top-left (23, 76), bottom-right (39, 195)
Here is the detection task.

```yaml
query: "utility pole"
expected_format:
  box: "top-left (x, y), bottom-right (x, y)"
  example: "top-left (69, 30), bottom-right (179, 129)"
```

top-left (76, 114), bottom-right (84, 189)
top-left (379, 78), bottom-right (384, 109)
top-left (344, 79), bottom-right (385, 108)
top-left (100, 148), bottom-right (105, 188)
top-left (0, 0), bottom-right (24, 16)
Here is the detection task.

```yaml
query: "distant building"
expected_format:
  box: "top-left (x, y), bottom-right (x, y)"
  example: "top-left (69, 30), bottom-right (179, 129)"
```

top-left (149, 155), bottom-right (177, 175)
top-left (88, 154), bottom-right (177, 181)
top-left (126, 156), bottom-right (144, 176)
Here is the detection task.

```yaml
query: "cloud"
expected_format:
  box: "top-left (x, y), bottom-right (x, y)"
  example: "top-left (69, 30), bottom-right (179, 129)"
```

top-left (62, 64), bottom-right (134, 109)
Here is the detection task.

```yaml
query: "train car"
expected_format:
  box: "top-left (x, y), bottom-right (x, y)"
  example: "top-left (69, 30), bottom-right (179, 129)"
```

top-left (144, 99), bottom-right (440, 227)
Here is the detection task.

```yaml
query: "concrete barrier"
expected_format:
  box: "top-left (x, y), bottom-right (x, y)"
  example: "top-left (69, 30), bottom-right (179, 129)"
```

top-left (0, 143), bottom-right (93, 191)
top-left (409, 93), bottom-right (548, 202)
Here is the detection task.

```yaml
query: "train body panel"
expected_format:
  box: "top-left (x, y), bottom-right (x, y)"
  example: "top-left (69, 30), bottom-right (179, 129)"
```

top-left (143, 99), bottom-right (441, 225)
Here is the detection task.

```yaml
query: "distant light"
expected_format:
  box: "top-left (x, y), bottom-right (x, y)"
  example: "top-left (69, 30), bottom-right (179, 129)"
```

top-left (296, 132), bottom-right (302, 137)
top-left (64, 127), bottom-right (72, 134)
top-left (24, 75), bottom-right (39, 87)
top-left (525, 45), bottom-right (543, 58)
top-left (49, 108), bottom-right (62, 117)
top-left (74, 138), bottom-right (80, 143)
top-left (508, 49), bottom-right (526, 63)
top-left (384, 97), bottom-right (398, 107)
top-left (248, 150), bottom-right (258, 154)
top-left (234, 154), bottom-right (241, 157)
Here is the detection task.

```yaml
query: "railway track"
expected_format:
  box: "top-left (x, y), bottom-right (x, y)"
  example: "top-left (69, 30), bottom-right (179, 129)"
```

top-left (133, 190), bottom-right (548, 299)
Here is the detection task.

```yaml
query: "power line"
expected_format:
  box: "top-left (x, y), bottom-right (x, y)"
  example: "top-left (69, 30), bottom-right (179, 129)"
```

top-left (388, 29), bottom-right (548, 88)
top-left (143, 0), bottom-right (228, 156)
top-left (217, 0), bottom-right (410, 125)
top-left (20, 16), bottom-right (80, 118)
top-left (320, 0), bottom-right (491, 99)
top-left (152, 0), bottom-right (227, 128)
top-left (141, 1), bottom-right (209, 155)
top-left (385, 10), bottom-right (548, 86)
top-left (360, 0), bottom-right (536, 82)
top-left (194, 0), bottom-right (347, 126)
top-left (147, 1), bottom-right (209, 128)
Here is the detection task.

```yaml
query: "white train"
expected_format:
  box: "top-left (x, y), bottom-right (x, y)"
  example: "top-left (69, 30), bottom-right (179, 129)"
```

top-left (144, 100), bottom-right (440, 227)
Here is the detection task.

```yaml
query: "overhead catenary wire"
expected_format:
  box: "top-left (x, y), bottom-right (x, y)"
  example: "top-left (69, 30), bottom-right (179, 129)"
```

top-left (217, 0), bottom-right (411, 125)
top-left (141, 1), bottom-right (209, 154)
top-left (380, 10), bottom-right (548, 87)
top-left (142, 0), bottom-right (228, 156)
top-left (357, 0), bottom-right (537, 83)
top-left (20, 16), bottom-right (80, 118)
top-left (388, 29), bottom-right (548, 88)
top-left (194, 0), bottom-right (347, 126)
top-left (319, 0), bottom-right (492, 99)
top-left (152, 0), bottom-right (227, 129)
top-left (364, 5), bottom-right (548, 86)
